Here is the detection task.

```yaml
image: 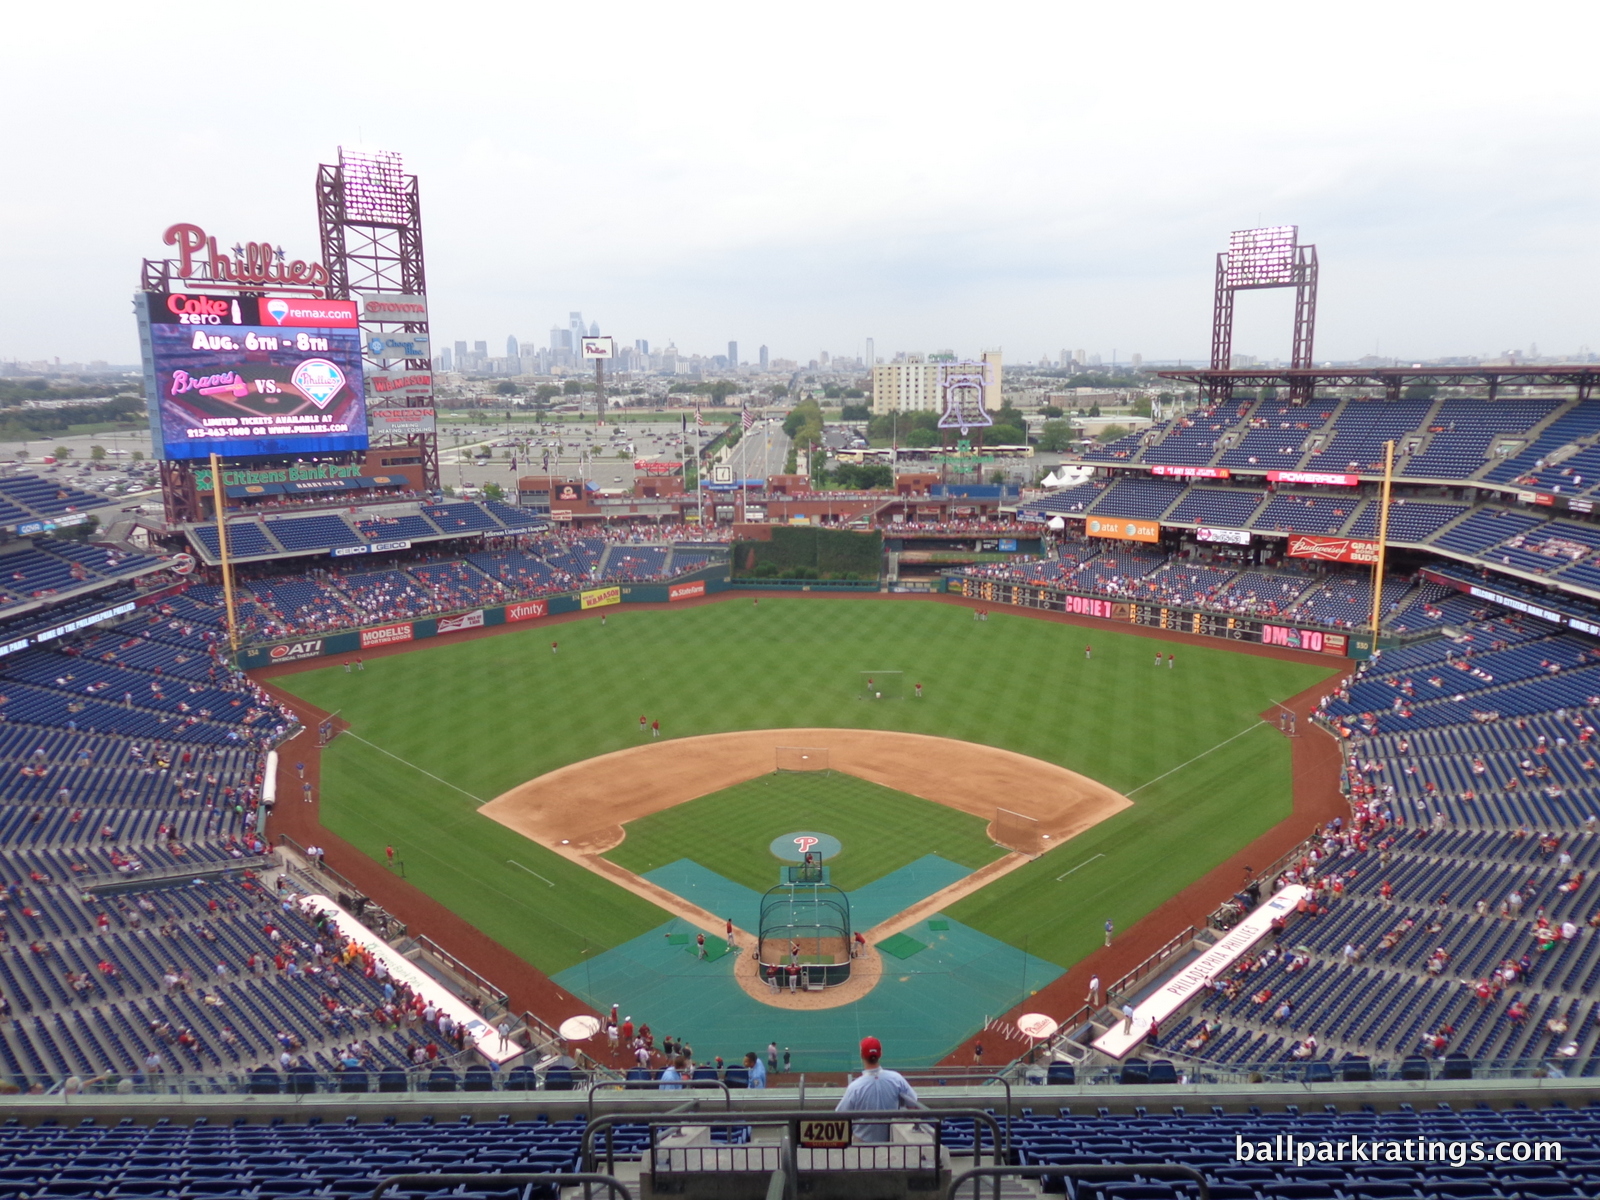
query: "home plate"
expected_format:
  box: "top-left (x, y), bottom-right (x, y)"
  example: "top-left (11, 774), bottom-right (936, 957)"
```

top-left (559, 1015), bottom-right (602, 1040)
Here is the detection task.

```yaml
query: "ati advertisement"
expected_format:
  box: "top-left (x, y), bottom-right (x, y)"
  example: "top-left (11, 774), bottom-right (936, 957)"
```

top-left (142, 295), bottom-right (367, 461)
top-left (1287, 535), bottom-right (1379, 564)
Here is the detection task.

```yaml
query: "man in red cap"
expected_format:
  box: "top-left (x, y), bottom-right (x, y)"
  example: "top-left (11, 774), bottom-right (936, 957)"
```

top-left (834, 1036), bottom-right (921, 1142)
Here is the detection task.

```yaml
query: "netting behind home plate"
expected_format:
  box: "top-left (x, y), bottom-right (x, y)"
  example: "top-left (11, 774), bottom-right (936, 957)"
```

top-left (757, 882), bottom-right (852, 986)
top-left (993, 807), bottom-right (1042, 857)
top-left (775, 746), bottom-right (830, 773)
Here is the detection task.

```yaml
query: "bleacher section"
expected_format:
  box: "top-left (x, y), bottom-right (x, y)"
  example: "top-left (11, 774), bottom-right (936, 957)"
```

top-left (186, 502), bottom-right (549, 565)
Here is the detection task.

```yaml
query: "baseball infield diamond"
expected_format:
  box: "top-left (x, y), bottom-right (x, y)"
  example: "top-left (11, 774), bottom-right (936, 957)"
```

top-left (280, 597), bottom-right (1337, 1016)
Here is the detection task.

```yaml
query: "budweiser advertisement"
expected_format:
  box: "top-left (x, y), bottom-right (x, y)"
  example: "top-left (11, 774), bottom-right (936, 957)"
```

top-left (1287, 535), bottom-right (1379, 564)
top-left (1086, 517), bottom-right (1160, 544)
top-left (437, 610), bottom-right (486, 634)
top-left (668, 580), bottom-right (706, 602)
top-left (361, 623), bottom-right (415, 648)
top-left (1268, 470), bottom-right (1358, 487)
top-left (505, 600), bottom-right (548, 623)
top-left (1151, 465), bottom-right (1231, 479)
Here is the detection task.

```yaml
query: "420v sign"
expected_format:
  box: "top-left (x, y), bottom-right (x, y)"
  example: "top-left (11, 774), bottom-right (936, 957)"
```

top-left (798, 1119), bottom-right (852, 1148)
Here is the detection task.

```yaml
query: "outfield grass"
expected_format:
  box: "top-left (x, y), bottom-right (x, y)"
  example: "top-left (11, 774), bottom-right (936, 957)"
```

top-left (285, 597), bottom-right (1337, 974)
top-left (605, 772), bottom-right (1004, 892)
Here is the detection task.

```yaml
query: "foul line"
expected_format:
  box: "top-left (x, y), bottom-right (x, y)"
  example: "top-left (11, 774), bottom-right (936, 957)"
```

top-left (1126, 720), bottom-right (1268, 797)
top-left (1056, 853), bottom-right (1104, 882)
top-left (507, 859), bottom-right (556, 888)
top-left (342, 732), bottom-right (486, 804)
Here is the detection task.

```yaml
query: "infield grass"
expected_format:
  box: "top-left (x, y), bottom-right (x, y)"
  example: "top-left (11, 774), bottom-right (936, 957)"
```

top-left (604, 772), bottom-right (1004, 892)
top-left (284, 597), bottom-right (1337, 975)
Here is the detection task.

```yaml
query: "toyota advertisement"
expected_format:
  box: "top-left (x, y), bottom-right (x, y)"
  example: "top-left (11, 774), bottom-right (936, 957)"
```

top-left (140, 293), bottom-right (368, 461)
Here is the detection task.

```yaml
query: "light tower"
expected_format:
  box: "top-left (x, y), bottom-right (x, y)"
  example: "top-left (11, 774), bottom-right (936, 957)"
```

top-left (1209, 226), bottom-right (1318, 404)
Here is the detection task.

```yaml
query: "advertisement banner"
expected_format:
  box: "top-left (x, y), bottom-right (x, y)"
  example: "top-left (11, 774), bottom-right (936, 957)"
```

top-left (437, 610), bottom-right (486, 634)
top-left (551, 482), bottom-right (586, 503)
top-left (1268, 470), bottom-right (1358, 486)
top-left (143, 295), bottom-right (368, 461)
top-left (580, 335), bottom-right (615, 359)
top-left (581, 586), bottom-right (622, 610)
top-left (1151, 465), bottom-right (1230, 479)
top-left (633, 459), bottom-right (682, 475)
top-left (505, 600), bottom-right (549, 622)
top-left (668, 581), bottom-right (706, 602)
top-left (1261, 624), bottom-right (1327, 652)
top-left (1287, 535), bottom-right (1379, 564)
top-left (367, 372), bottom-right (435, 405)
top-left (267, 638), bottom-right (325, 664)
top-left (1062, 594), bottom-right (1132, 621)
top-left (361, 623), bottom-right (415, 648)
top-left (144, 293), bottom-right (359, 328)
top-left (358, 293), bottom-right (429, 324)
top-left (1086, 517), bottom-right (1160, 543)
top-left (1196, 527), bottom-right (1251, 545)
top-left (367, 334), bottom-right (430, 361)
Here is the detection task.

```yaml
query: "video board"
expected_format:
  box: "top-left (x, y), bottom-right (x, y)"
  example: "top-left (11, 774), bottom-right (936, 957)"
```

top-left (138, 292), bottom-right (368, 461)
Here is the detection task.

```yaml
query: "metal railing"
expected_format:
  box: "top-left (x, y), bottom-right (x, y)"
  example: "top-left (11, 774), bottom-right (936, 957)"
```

top-left (586, 1076), bottom-right (731, 1124)
top-left (1108, 924), bottom-right (1197, 1002)
top-left (947, 1163), bottom-right (1209, 1200)
top-left (79, 852), bottom-right (277, 893)
top-left (582, 1107), bottom-right (1005, 1186)
top-left (371, 1174), bottom-right (631, 1200)
top-left (415, 934), bottom-right (508, 1008)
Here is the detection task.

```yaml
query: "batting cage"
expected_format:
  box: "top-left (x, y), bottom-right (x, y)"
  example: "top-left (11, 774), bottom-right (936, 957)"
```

top-left (775, 746), bottom-right (830, 773)
top-left (993, 806), bottom-right (1043, 856)
top-left (757, 882), bottom-right (853, 987)
top-left (857, 670), bottom-right (904, 700)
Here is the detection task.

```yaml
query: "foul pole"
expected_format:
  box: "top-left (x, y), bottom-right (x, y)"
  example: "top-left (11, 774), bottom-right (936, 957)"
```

top-left (209, 452), bottom-right (240, 655)
top-left (1368, 439), bottom-right (1394, 638)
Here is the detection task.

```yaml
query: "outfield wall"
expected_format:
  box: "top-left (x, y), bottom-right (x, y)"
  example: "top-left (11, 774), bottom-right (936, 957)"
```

top-left (236, 572), bottom-right (733, 669)
top-left (945, 574), bottom-right (1366, 658)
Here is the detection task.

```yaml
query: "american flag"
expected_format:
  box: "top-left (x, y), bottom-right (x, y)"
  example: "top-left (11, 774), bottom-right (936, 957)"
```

top-left (741, 406), bottom-right (755, 432)
top-left (695, 407), bottom-right (704, 429)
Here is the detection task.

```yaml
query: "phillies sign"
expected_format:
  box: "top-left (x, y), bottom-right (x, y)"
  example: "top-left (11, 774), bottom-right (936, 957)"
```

top-left (1151, 465), bottom-right (1231, 479)
top-left (162, 222), bottom-right (331, 292)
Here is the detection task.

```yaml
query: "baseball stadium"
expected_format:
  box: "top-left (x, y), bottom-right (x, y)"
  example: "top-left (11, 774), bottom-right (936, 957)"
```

top-left (0, 157), bottom-right (1598, 1199)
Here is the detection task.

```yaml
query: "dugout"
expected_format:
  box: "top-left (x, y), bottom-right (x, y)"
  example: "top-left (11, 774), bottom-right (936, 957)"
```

top-left (757, 882), bottom-right (852, 988)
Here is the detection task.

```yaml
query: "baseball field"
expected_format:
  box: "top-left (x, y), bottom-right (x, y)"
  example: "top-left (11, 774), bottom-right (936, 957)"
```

top-left (280, 597), bottom-right (1337, 1000)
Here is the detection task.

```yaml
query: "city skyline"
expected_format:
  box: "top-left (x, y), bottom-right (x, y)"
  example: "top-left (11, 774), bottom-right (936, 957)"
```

top-left (2, 2), bottom-right (1596, 369)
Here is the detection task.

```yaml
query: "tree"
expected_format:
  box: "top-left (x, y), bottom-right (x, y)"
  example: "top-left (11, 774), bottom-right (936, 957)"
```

top-left (90, 445), bottom-right (106, 461)
top-left (562, 380), bottom-right (585, 395)
top-left (769, 384), bottom-right (788, 399)
top-left (906, 428), bottom-right (938, 448)
top-left (1040, 404), bottom-right (1064, 419)
top-left (987, 423), bottom-right (1026, 445)
top-left (483, 482), bottom-right (506, 501)
top-left (1088, 403), bottom-right (1101, 418)
top-left (1096, 424), bottom-right (1131, 443)
top-left (840, 404), bottom-right (871, 421)
top-left (53, 446), bottom-right (71, 460)
top-left (534, 384), bottom-right (562, 403)
top-left (1037, 420), bottom-right (1076, 452)
top-left (495, 382), bottom-right (521, 396)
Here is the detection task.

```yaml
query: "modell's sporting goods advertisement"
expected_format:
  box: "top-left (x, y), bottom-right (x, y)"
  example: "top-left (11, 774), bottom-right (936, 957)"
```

top-left (140, 293), bottom-right (368, 461)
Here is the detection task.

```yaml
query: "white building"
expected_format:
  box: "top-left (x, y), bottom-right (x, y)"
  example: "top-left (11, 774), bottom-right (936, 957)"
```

top-left (871, 350), bottom-right (1002, 416)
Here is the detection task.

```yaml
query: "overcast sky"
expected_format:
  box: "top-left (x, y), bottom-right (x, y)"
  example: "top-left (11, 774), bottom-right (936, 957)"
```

top-left (3, 0), bottom-right (1596, 369)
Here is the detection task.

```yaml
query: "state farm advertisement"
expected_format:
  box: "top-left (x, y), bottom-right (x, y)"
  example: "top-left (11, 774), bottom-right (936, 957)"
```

top-left (437, 610), bottom-right (485, 634)
top-left (505, 600), bottom-right (549, 622)
top-left (1287, 535), bottom-right (1379, 564)
top-left (267, 638), bottom-right (324, 663)
top-left (1268, 470), bottom-right (1358, 486)
top-left (668, 581), bottom-right (706, 602)
top-left (361, 622), bottom-right (415, 648)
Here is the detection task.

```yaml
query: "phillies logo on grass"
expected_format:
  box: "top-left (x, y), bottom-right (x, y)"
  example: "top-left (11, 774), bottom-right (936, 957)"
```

top-left (793, 836), bottom-right (820, 856)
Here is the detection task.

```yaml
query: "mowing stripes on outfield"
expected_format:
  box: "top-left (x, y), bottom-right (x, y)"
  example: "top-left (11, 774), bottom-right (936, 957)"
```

top-left (1124, 719), bottom-right (1268, 796)
top-left (343, 731), bottom-right (487, 803)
